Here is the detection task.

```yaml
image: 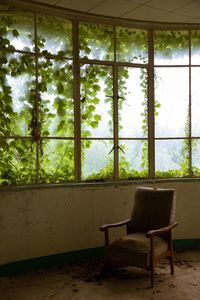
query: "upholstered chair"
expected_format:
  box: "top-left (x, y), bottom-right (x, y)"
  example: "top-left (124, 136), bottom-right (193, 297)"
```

top-left (100, 186), bottom-right (178, 287)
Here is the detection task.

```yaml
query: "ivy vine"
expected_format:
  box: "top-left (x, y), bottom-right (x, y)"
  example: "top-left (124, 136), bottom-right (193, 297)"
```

top-left (0, 11), bottom-right (199, 184)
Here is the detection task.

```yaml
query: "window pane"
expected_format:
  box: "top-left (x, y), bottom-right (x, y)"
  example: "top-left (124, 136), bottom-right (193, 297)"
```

top-left (37, 15), bottom-right (72, 57)
top-left (0, 139), bottom-right (36, 184)
top-left (81, 65), bottom-right (113, 138)
top-left (154, 30), bottom-right (189, 65)
top-left (39, 139), bottom-right (74, 183)
top-left (118, 67), bottom-right (148, 138)
top-left (155, 68), bottom-right (189, 138)
top-left (191, 30), bottom-right (200, 64)
top-left (119, 140), bottom-right (148, 178)
top-left (38, 58), bottom-right (74, 137)
top-left (155, 140), bottom-right (189, 177)
top-left (81, 140), bottom-right (113, 180)
top-left (79, 23), bottom-right (114, 60)
top-left (116, 27), bottom-right (148, 63)
top-left (0, 52), bottom-right (35, 136)
top-left (191, 67), bottom-right (200, 136)
top-left (192, 139), bottom-right (200, 176)
top-left (0, 12), bottom-right (34, 51)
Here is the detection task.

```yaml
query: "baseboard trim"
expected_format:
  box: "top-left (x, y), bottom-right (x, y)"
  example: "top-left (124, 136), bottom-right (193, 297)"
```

top-left (173, 238), bottom-right (200, 251)
top-left (0, 247), bottom-right (104, 277)
top-left (0, 239), bottom-right (200, 277)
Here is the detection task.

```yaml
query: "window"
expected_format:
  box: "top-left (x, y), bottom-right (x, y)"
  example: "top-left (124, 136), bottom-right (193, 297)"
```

top-left (1, 8), bottom-right (200, 185)
top-left (154, 30), bottom-right (189, 177)
top-left (0, 12), bottom-right (73, 184)
top-left (154, 30), bottom-right (200, 178)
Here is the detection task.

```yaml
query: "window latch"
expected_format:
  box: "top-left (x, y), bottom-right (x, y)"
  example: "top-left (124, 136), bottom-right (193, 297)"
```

top-left (108, 146), bottom-right (125, 155)
top-left (108, 146), bottom-right (114, 155)
top-left (118, 146), bottom-right (125, 154)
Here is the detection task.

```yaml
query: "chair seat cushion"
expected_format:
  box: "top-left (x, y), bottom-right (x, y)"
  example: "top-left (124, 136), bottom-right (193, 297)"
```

top-left (106, 233), bottom-right (168, 268)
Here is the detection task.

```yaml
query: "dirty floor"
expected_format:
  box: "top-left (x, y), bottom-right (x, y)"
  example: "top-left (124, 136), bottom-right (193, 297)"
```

top-left (0, 250), bottom-right (200, 300)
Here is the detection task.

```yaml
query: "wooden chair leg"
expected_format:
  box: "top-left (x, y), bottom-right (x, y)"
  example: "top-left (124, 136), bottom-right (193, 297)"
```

top-left (169, 249), bottom-right (174, 274)
top-left (150, 263), bottom-right (155, 288)
top-left (150, 237), bottom-right (155, 288)
top-left (169, 232), bottom-right (174, 274)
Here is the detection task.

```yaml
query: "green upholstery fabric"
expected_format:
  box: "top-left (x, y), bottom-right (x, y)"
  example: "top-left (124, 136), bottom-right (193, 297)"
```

top-left (106, 233), bottom-right (168, 268)
top-left (130, 187), bottom-right (175, 233)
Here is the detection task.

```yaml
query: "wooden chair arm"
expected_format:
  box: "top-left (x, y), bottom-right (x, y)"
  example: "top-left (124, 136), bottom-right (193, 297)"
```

top-left (100, 219), bottom-right (131, 246)
top-left (146, 222), bottom-right (178, 237)
top-left (100, 219), bottom-right (131, 231)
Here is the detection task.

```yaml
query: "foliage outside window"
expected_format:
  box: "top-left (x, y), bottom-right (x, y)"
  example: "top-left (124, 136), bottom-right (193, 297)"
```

top-left (0, 8), bottom-right (200, 185)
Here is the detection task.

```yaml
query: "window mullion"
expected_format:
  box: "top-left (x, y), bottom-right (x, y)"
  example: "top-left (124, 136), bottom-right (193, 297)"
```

top-left (34, 13), bottom-right (40, 183)
top-left (113, 27), bottom-right (119, 180)
top-left (148, 29), bottom-right (155, 179)
top-left (73, 20), bottom-right (81, 182)
top-left (113, 65), bottom-right (119, 180)
top-left (189, 29), bottom-right (192, 176)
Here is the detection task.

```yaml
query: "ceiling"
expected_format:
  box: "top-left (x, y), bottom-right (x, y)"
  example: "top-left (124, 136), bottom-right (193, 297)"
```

top-left (30, 0), bottom-right (200, 24)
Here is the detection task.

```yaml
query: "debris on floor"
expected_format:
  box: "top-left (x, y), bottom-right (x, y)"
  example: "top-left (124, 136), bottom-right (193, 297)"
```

top-left (0, 250), bottom-right (200, 300)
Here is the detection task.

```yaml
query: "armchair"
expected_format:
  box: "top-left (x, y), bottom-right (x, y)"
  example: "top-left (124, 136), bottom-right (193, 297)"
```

top-left (100, 186), bottom-right (178, 288)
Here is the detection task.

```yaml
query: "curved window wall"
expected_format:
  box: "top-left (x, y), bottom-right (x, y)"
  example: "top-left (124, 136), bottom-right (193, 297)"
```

top-left (0, 6), bottom-right (200, 184)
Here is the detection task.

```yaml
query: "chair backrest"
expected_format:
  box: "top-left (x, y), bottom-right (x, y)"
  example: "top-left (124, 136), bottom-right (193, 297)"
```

top-left (130, 186), bottom-right (176, 233)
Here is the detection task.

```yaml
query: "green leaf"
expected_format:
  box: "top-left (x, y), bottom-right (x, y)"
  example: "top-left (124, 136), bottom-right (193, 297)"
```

top-left (93, 97), bottom-right (99, 104)
top-left (88, 105), bottom-right (95, 112)
top-left (57, 83), bottom-right (64, 93)
top-left (93, 84), bottom-right (100, 92)
top-left (12, 29), bottom-right (19, 37)
top-left (0, 57), bottom-right (7, 64)
top-left (90, 121), bottom-right (98, 128)
top-left (7, 45), bottom-right (15, 51)
top-left (94, 114), bottom-right (101, 121)
top-left (58, 50), bottom-right (65, 56)
top-left (155, 103), bottom-right (161, 108)
top-left (42, 131), bottom-right (49, 136)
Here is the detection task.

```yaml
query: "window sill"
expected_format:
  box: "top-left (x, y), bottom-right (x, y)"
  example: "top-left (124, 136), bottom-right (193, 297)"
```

top-left (0, 177), bottom-right (200, 192)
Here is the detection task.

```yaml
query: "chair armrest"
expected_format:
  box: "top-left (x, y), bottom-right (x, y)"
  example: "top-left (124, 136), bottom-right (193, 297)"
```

top-left (146, 222), bottom-right (178, 237)
top-left (100, 219), bottom-right (131, 231)
top-left (100, 219), bottom-right (131, 246)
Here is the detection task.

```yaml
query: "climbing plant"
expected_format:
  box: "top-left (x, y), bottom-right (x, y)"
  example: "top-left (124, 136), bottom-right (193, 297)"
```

top-left (116, 27), bottom-right (149, 179)
top-left (1, 9), bottom-right (200, 185)
top-left (154, 30), bottom-right (190, 178)
top-left (79, 24), bottom-right (149, 180)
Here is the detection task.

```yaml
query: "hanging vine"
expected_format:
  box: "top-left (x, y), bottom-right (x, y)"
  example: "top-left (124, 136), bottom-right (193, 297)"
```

top-left (0, 10), bottom-right (199, 184)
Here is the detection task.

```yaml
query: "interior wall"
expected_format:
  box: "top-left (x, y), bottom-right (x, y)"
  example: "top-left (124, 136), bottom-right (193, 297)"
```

top-left (0, 181), bottom-right (200, 265)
